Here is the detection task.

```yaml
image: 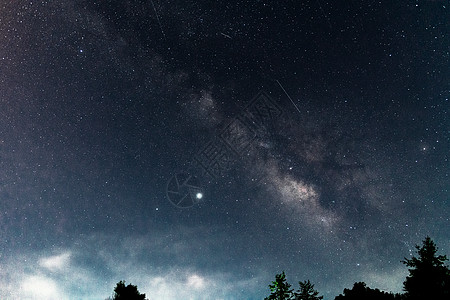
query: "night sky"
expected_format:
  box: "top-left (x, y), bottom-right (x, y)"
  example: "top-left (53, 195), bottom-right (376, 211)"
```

top-left (0, 1), bottom-right (449, 299)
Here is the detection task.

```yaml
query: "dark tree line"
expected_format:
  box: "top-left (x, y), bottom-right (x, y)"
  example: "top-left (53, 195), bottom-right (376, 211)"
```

top-left (264, 271), bottom-right (323, 300)
top-left (106, 236), bottom-right (449, 299)
top-left (265, 236), bottom-right (450, 300)
top-left (334, 282), bottom-right (402, 300)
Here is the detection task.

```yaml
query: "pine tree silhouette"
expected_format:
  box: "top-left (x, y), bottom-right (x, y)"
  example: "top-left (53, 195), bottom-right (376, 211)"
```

top-left (265, 271), bottom-right (295, 300)
top-left (294, 280), bottom-right (323, 300)
top-left (401, 236), bottom-right (450, 300)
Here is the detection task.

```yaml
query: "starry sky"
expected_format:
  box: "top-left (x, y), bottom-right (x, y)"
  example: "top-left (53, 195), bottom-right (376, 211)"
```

top-left (0, 1), bottom-right (449, 299)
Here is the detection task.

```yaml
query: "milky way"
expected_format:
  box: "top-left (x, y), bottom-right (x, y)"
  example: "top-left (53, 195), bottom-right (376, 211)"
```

top-left (0, 1), bottom-right (448, 299)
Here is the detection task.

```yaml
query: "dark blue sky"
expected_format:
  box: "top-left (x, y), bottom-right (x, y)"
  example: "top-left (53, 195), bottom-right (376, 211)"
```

top-left (0, 1), bottom-right (448, 299)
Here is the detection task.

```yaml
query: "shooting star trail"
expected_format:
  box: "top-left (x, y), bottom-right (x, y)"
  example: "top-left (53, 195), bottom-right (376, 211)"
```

top-left (220, 32), bottom-right (232, 39)
top-left (151, 0), bottom-right (166, 39)
top-left (276, 80), bottom-right (301, 114)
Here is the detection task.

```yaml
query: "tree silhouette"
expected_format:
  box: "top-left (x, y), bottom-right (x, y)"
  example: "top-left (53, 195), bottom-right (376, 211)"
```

top-left (334, 282), bottom-right (400, 300)
top-left (401, 236), bottom-right (450, 300)
top-left (294, 280), bottom-right (323, 300)
top-left (112, 280), bottom-right (147, 300)
top-left (265, 271), bottom-right (295, 300)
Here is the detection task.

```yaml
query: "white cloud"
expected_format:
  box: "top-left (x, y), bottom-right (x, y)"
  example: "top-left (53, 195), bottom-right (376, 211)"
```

top-left (141, 269), bottom-right (259, 300)
top-left (21, 275), bottom-right (63, 300)
top-left (186, 274), bottom-right (205, 289)
top-left (83, 231), bottom-right (264, 299)
top-left (0, 231), bottom-right (264, 300)
top-left (0, 249), bottom-right (108, 300)
top-left (39, 251), bottom-right (71, 272)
